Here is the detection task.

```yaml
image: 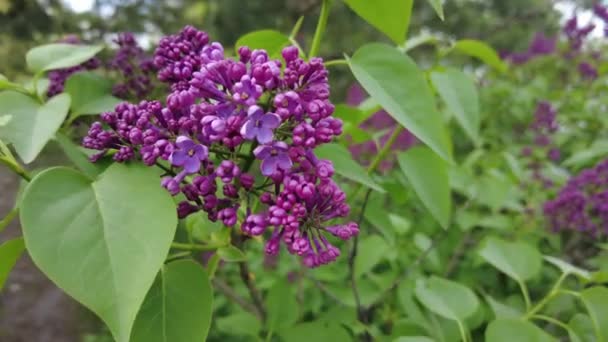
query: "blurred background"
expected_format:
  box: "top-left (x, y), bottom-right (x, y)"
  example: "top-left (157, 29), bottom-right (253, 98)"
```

top-left (0, 0), bottom-right (601, 341)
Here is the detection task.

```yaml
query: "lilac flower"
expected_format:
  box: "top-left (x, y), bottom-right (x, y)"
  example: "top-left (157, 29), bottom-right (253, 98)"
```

top-left (240, 106), bottom-right (281, 144)
top-left (109, 32), bottom-right (156, 100)
top-left (254, 141), bottom-right (292, 176)
top-left (232, 75), bottom-right (263, 105)
top-left (579, 62), bottom-right (598, 80)
top-left (170, 136), bottom-right (208, 173)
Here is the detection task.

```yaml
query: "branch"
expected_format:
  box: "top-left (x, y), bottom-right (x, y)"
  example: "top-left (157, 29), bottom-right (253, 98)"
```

top-left (234, 235), bottom-right (267, 321)
top-left (212, 278), bottom-right (262, 320)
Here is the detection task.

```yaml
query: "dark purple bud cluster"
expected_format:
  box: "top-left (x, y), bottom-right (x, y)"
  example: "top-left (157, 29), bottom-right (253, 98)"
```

top-left (521, 101), bottom-right (560, 188)
top-left (109, 32), bottom-right (157, 100)
top-left (46, 35), bottom-right (101, 97)
top-left (501, 32), bottom-right (556, 65)
top-left (544, 159), bottom-right (608, 235)
top-left (83, 26), bottom-right (357, 267)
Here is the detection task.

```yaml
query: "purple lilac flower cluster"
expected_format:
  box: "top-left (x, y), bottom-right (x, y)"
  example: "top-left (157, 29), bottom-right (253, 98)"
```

top-left (521, 101), bottom-right (560, 187)
top-left (544, 159), bottom-right (608, 235)
top-left (47, 35), bottom-right (102, 97)
top-left (108, 32), bottom-right (157, 100)
top-left (83, 26), bottom-right (358, 267)
top-left (563, 15), bottom-right (596, 52)
top-left (501, 32), bottom-right (556, 65)
top-left (346, 85), bottom-right (416, 171)
top-left (594, 3), bottom-right (608, 36)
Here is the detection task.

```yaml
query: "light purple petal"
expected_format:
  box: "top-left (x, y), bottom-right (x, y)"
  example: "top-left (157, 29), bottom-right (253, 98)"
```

top-left (273, 141), bottom-right (289, 151)
top-left (176, 136), bottom-right (194, 149)
top-left (254, 145), bottom-right (271, 159)
top-left (183, 157), bottom-right (201, 174)
top-left (260, 157), bottom-right (277, 176)
top-left (276, 154), bottom-right (293, 171)
top-left (193, 145), bottom-right (208, 160)
top-left (247, 105), bottom-right (263, 118)
top-left (170, 150), bottom-right (188, 167)
top-left (241, 120), bottom-right (257, 140)
top-left (256, 128), bottom-right (274, 144)
top-left (261, 113), bottom-right (281, 129)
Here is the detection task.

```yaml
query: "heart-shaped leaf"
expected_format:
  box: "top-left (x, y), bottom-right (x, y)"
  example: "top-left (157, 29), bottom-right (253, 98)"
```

top-left (414, 276), bottom-right (479, 322)
top-left (398, 146), bottom-right (451, 228)
top-left (0, 237), bottom-right (25, 290)
top-left (315, 143), bottom-right (385, 193)
top-left (479, 237), bottom-right (542, 283)
top-left (344, 0), bottom-right (414, 44)
top-left (0, 91), bottom-right (71, 163)
top-left (580, 287), bottom-right (608, 340)
top-left (430, 68), bottom-right (480, 144)
top-left (348, 43), bottom-right (451, 161)
top-left (26, 43), bottom-right (103, 72)
top-left (130, 260), bottom-right (213, 342)
top-left (485, 319), bottom-right (556, 342)
top-left (235, 30), bottom-right (290, 58)
top-left (64, 72), bottom-right (122, 120)
top-left (20, 164), bottom-right (177, 342)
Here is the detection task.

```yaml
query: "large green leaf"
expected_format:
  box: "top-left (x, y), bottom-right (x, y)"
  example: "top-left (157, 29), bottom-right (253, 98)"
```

top-left (54, 132), bottom-right (103, 177)
top-left (266, 278), bottom-right (299, 333)
top-left (0, 91), bottom-right (70, 163)
top-left (478, 237), bottom-right (542, 282)
top-left (348, 43), bottom-right (451, 161)
top-left (278, 321), bottom-right (351, 342)
top-left (398, 146), bottom-right (451, 228)
top-left (430, 68), bottom-right (480, 144)
top-left (235, 30), bottom-right (290, 58)
top-left (569, 314), bottom-right (596, 342)
top-left (64, 72), bottom-right (122, 120)
top-left (26, 43), bottom-right (103, 73)
top-left (452, 40), bottom-right (507, 73)
top-left (130, 260), bottom-right (213, 342)
top-left (424, 0), bottom-right (444, 20)
top-left (355, 235), bottom-right (389, 278)
top-left (315, 143), bottom-right (385, 193)
top-left (0, 237), bottom-right (25, 290)
top-left (216, 312), bottom-right (261, 338)
top-left (414, 276), bottom-right (479, 322)
top-left (20, 164), bottom-right (177, 342)
top-left (344, 0), bottom-right (414, 44)
top-left (485, 319), bottom-right (556, 342)
top-left (580, 287), bottom-right (608, 340)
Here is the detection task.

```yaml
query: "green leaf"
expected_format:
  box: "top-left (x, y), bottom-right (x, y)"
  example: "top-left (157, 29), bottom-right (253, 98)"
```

top-left (315, 143), bottom-right (385, 193)
top-left (544, 256), bottom-right (591, 280)
top-left (485, 319), bottom-right (556, 342)
top-left (430, 68), bottom-right (479, 144)
top-left (344, 0), bottom-right (414, 44)
top-left (0, 237), bottom-right (25, 290)
top-left (278, 321), bottom-right (351, 342)
top-left (564, 140), bottom-right (608, 168)
top-left (424, 0), bottom-right (444, 20)
top-left (130, 260), bottom-right (213, 342)
top-left (0, 76), bottom-right (25, 92)
top-left (485, 295), bottom-right (522, 319)
top-left (394, 337), bottom-right (434, 342)
top-left (26, 43), bottom-right (103, 73)
top-left (217, 245), bottom-right (247, 262)
top-left (266, 278), bottom-right (298, 333)
top-left (216, 312), bottom-right (261, 337)
top-left (452, 40), bottom-right (507, 73)
top-left (414, 276), bottom-right (480, 322)
top-left (235, 30), bottom-right (290, 58)
top-left (64, 72), bottom-right (122, 119)
top-left (55, 132), bottom-right (103, 177)
top-left (580, 286), bottom-right (608, 340)
top-left (398, 146), bottom-right (451, 228)
top-left (569, 314), bottom-right (596, 342)
top-left (348, 43), bottom-right (451, 161)
top-left (355, 235), bottom-right (389, 278)
top-left (20, 164), bottom-right (177, 342)
top-left (0, 91), bottom-right (70, 163)
top-left (0, 115), bottom-right (11, 126)
top-left (478, 237), bottom-right (542, 282)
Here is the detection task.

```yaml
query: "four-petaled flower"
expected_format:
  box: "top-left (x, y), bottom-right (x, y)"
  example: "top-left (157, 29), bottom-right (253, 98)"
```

top-left (170, 136), bottom-right (208, 173)
top-left (254, 141), bottom-right (292, 176)
top-left (240, 105), bottom-right (281, 144)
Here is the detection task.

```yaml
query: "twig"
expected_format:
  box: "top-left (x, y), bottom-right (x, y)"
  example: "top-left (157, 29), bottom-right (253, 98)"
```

top-left (212, 278), bottom-right (262, 320)
top-left (234, 235), bottom-right (267, 321)
top-left (348, 189), bottom-right (372, 317)
top-left (443, 231), bottom-right (474, 277)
